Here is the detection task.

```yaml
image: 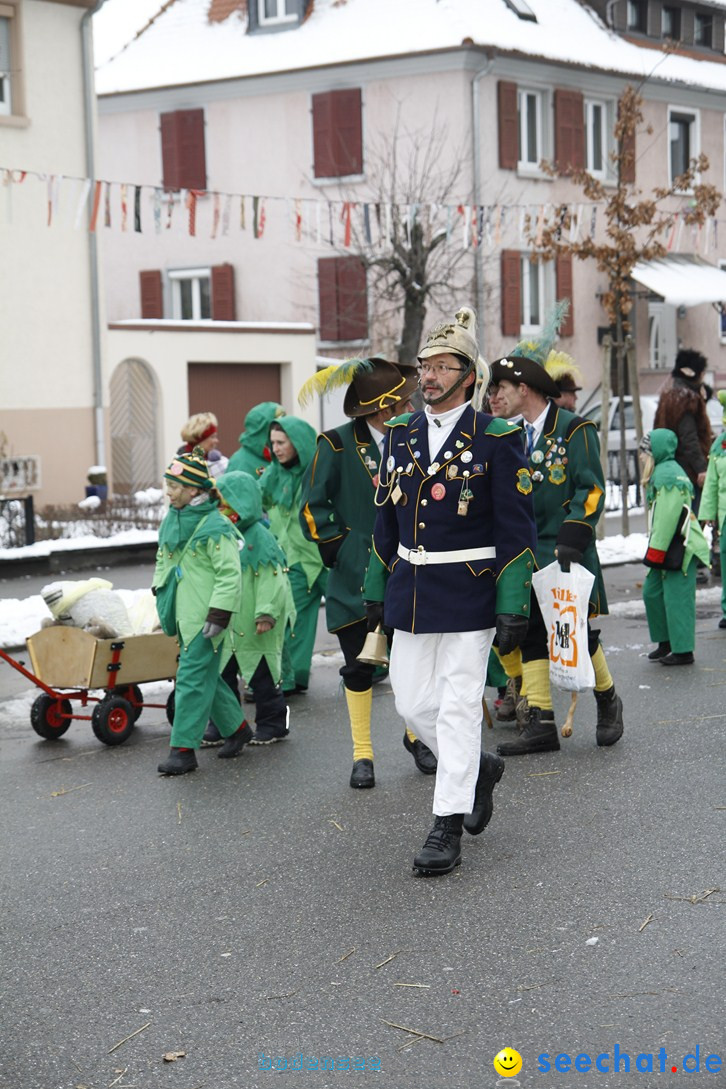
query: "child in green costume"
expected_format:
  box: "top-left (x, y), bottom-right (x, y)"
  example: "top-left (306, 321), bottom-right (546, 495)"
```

top-left (154, 448), bottom-right (250, 776)
top-left (641, 429), bottom-right (710, 666)
top-left (697, 390), bottom-right (726, 629)
top-left (259, 416), bottom-right (327, 695)
top-left (212, 471), bottom-right (296, 744)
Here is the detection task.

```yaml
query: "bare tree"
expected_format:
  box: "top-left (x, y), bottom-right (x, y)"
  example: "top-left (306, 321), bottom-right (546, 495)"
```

top-left (337, 117), bottom-right (478, 363)
top-left (527, 83), bottom-right (721, 533)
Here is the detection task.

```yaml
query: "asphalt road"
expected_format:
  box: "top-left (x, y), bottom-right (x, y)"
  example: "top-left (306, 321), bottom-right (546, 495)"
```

top-left (0, 560), bottom-right (724, 1089)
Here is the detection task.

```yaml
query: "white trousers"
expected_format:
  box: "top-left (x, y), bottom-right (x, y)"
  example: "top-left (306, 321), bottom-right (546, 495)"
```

top-left (390, 628), bottom-right (495, 817)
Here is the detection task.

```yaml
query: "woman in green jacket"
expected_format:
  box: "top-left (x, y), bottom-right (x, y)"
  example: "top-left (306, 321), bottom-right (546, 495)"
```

top-left (213, 471), bottom-right (296, 744)
top-left (154, 449), bottom-right (250, 775)
top-left (259, 416), bottom-right (327, 694)
top-left (697, 390), bottom-right (726, 628)
top-left (641, 429), bottom-right (710, 666)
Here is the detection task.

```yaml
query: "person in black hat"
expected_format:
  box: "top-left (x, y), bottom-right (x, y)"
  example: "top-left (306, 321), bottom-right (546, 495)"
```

top-left (545, 352), bottom-right (583, 414)
top-left (488, 303), bottom-right (624, 756)
top-left (654, 349), bottom-right (713, 506)
top-left (298, 357), bottom-right (436, 789)
top-left (365, 307), bottom-right (537, 876)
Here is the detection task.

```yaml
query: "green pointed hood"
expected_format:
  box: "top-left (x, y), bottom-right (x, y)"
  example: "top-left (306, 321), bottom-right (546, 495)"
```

top-left (647, 428), bottom-right (693, 505)
top-left (216, 471), bottom-right (287, 573)
top-left (238, 401), bottom-right (286, 456)
top-left (259, 415), bottom-right (318, 512)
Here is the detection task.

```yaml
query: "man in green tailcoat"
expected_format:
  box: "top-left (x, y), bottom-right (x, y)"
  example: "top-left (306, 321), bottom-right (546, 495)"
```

top-left (490, 330), bottom-right (625, 756)
top-left (298, 357), bottom-right (436, 789)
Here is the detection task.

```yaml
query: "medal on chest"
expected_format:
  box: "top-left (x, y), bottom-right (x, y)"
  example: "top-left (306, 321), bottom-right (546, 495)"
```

top-left (457, 470), bottom-right (474, 516)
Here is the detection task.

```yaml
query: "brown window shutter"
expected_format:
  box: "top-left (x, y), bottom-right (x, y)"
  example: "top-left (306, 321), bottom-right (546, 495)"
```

top-left (140, 270), bottom-right (163, 319)
top-left (498, 81), bottom-right (518, 170)
top-left (312, 92), bottom-right (335, 178)
top-left (618, 97), bottom-right (636, 184)
top-left (160, 109), bottom-right (206, 190)
top-left (554, 89), bottom-right (584, 171)
top-left (211, 264), bottom-right (236, 321)
top-left (556, 254), bottom-right (575, 336)
top-left (336, 256), bottom-right (367, 340)
top-left (332, 88), bottom-right (363, 176)
top-left (501, 250), bottom-right (521, 337)
top-left (318, 257), bottom-right (339, 340)
top-left (313, 89), bottom-right (362, 177)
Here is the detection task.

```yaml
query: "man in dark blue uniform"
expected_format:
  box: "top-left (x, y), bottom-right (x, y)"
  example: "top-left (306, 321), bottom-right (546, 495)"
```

top-left (365, 308), bottom-right (537, 876)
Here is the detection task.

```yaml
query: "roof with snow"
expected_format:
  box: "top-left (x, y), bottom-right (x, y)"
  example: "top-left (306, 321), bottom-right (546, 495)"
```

top-left (94, 0), bottom-right (726, 98)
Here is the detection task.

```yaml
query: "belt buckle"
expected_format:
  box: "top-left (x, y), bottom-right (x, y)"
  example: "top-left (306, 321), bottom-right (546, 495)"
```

top-left (409, 547), bottom-right (427, 565)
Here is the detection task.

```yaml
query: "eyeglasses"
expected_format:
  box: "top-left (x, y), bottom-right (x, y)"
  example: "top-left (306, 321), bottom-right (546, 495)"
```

top-left (416, 362), bottom-right (466, 377)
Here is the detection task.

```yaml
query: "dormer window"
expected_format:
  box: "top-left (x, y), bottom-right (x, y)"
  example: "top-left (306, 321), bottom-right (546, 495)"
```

top-left (694, 12), bottom-right (713, 48)
top-left (259, 0), bottom-right (296, 25)
top-left (661, 5), bottom-right (680, 40)
top-left (627, 0), bottom-right (647, 33)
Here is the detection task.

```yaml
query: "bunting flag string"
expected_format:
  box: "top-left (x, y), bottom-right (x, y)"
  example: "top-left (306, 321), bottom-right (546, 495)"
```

top-left (2, 164), bottom-right (724, 259)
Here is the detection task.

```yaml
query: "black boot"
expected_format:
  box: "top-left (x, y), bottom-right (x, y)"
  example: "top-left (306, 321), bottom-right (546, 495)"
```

top-left (659, 651), bottom-right (694, 666)
top-left (350, 759), bottom-right (375, 788)
top-left (496, 707), bottom-right (560, 756)
top-left (647, 641), bottom-right (671, 661)
top-left (495, 675), bottom-right (522, 722)
top-left (403, 731), bottom-right (438, 775)
top-left (218, 722), bottom-right (254, 758)
top-left (201, 720), bottom-right (223, 746)
top-left (463, 752), bottom-right (505, 835)
top-left (595, 686), bottom-right (624, 746)
top-left (157, 747), bottom-right (198, 775)
top-left (413, 815), bottom-right (463, 876)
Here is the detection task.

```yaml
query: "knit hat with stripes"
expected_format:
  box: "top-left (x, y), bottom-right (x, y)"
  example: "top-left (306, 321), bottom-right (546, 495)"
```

top-left (164, 446), bottom-right (212, 490)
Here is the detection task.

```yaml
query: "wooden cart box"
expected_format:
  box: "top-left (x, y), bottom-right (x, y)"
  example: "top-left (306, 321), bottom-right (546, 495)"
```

top-left (26, 627), bottom-right (179, 689)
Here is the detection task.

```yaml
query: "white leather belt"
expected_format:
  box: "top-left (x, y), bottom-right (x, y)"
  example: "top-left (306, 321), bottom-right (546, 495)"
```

top-left (397, 543), bottom-right (496, 566)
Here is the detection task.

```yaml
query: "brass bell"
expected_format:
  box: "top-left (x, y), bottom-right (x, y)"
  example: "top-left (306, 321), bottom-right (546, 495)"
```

top-left (357, 623), bottom-right (390, 666)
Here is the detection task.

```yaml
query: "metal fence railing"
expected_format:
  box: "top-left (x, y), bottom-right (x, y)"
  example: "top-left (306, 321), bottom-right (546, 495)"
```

top-left (604, 450), bottom-right (642, 510)
top-left (0, 496), bottom-right (36, 548)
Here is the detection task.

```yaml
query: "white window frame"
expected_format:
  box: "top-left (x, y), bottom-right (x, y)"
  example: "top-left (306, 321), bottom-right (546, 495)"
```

top-left (0, 9), bottom-right (13, 116)
top-left (584, 97), bottom-right (615, 181)
top-left (169, 267), bottom-right (211, 321)
top-left (517, 87), bottom-right (547, 175)
top-left (668, 106), bottom-right (700, 191)
top-left (520, 256), bottom-right (553, 335)
top-left (258, 0), bottom-right (297, 26)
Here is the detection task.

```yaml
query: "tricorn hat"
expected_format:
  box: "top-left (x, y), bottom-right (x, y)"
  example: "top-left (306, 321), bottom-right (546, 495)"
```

top-left (490, 300), bottom-right (569, 399)
top-left (298, 357), bottom-right (418, 419)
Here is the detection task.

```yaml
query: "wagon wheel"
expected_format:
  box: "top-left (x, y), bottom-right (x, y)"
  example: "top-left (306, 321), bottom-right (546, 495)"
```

top-left (108, 683), bottom-right (144, 722)
top-left (30, 695), bottom-right (73, 740)
top-left (165, 688), bottom-right (175, 726)
top-left (91, 695), bottom-right (135, 746)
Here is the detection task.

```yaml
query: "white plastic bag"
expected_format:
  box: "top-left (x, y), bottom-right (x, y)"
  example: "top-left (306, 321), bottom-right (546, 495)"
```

top-left (532, 561), bottom-right (596, 691)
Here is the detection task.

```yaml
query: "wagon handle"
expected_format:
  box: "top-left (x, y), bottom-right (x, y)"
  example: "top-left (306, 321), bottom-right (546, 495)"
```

top-left (0, 645), bottom-right (60, 697)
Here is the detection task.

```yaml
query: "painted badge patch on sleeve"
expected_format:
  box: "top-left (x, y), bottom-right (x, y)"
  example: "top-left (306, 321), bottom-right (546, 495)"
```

top-left (516, 467), bottom-right (533, 495)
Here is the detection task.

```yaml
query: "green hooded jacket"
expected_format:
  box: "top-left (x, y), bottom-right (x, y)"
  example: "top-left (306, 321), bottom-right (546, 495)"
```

top-left (698, 425), bottom-right (726, 529)
top-left (226, 401), bottom-right (286, 478)
top-left (216, 471), bottom-right (296, 682)
top-left (259, 416), bottom-right (326, 590)
top-left (645, 428), bottom-right (710, 572)
top-left (153, 497), bottom-right (241, 655)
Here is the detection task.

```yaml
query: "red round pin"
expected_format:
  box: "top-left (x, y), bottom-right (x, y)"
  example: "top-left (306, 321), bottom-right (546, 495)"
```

top-left (431, 483), bottom-right (446, 500)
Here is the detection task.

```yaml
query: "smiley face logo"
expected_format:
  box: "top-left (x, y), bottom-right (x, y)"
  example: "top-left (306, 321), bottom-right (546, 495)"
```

top-left (493, 1047), bottom-right (523, 1077)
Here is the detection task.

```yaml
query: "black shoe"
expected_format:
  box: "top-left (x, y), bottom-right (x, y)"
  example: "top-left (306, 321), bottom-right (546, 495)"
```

top-left (413, 815), bottom-right (463, 876)
top-left (719, 618), bottom-right (726, 629)
top-left (217, 722), bottom-right (254, 758)
top-left (497, 707), bottom-right (560, 756)
top-left (243, 688), bottom-right (256, 704)
top-left (350, 759), bottom-right (375, 788)
top-left (283, 684), bottom-right (308, 696)
top-left (595, 685), bottom-right (624, 747)
top-left (403, 732), bottom-right (438, 775)
top-left (647, 641), bottom-right (671, 661)
top-left (250, 707), bottom-right (290, 745)
top-left (158, 748), bottom-right (198, 775)
top-left (463, 752), bottom-right (505, 835)
top-left (201, 720), bottom-right (223, 746)
top-left (659, 652), bottom-right (694, 666)
top-left (696, 568), bottom-right (709, 585)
